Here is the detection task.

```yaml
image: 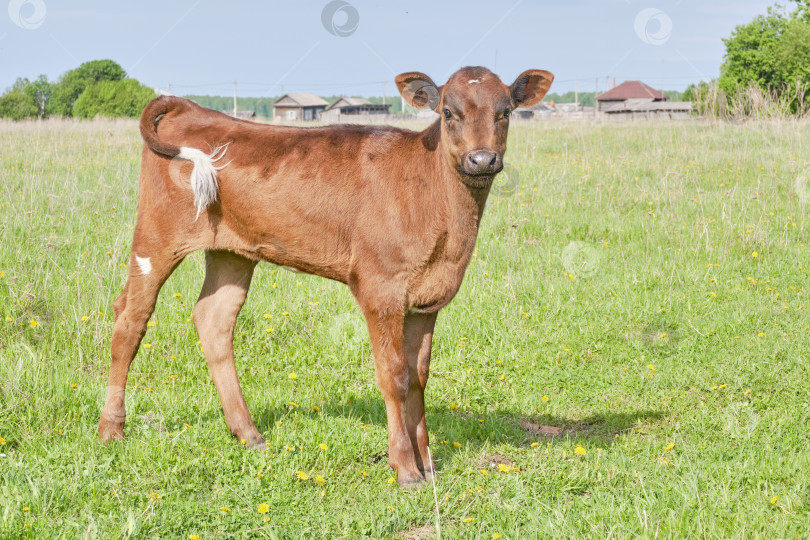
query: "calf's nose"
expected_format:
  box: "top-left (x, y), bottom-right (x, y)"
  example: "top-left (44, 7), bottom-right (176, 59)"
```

top-left (464, 150), bottom-right (501, 175)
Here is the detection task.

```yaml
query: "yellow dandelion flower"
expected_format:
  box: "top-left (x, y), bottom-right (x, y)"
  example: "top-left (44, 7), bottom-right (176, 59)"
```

top-left (263, 313), bottom-right (271, 319)
top-left (752, 251), bottom-right (758, 258)
top-left (81, 316), bottom-right (89, 321)
top-left (387, 506), bottom-right (395, 511)
top-left (173, 293), bottom-right (182, 298)
top-left (453, 442), bottom-right (461, 448)
top-left (147, 321), bottom-right (155, 327)
top-left (257, 473), bottom-right (264, 479)
top-left (658, 456), bottom-right (670, 466)
top-left (296, 471), bottom-right (309, 481)
top-left (499, 374), bottom-right (506, 381)
top-left (664, 442), bottom-right (675, 452)
top-left (282, 312), bottom-right (290, 316)
top-left (770, 496), bottom-right (778, 504)
top-left (257, 502), bottom-right (269, 514)
top-left (462, 517), bottom-right (474, 523)
top-left (288, 373), bottom-right (297, 380)
top-left (362, 471), bottom-right (369, 478)
top-left (29, 320), bottom-right (37, 328)
top-left (284, 445), bottom-right (294, 452)
top-left (531, 442), bottom-right (539, 448)
top-left (574, 445), bottom-right (587, 456)
top-left (189, 535), bottom-right (199, 540)
top-left (0, 436), bottom-right (5, 445)
top-left (479, 469), bottom-right (489, 475)
top-left (70, 383), bottom-right (77, 389)
top-left (758, 332), bottom-right (765, 337)
top-left (143, 343), bottom-right (151, 349)
top-left (540, 395), bottom-right (549, 402)
top-left (478, 418), bottom-right (484, 423)
top-left (744, 389), bottom-right (752, 395)
top-left (315, 475), bottom-right (325, 485)
top-left (450, 404), bottom-right (458, 410)
top-left (388, 477), bottom-right (396, 484)
top-left (492, 534), bottom-right (502, 539)
top-left (497, 464), bottom-right (510, 473)
top-left (147, 492), bottom-right (161, 499)
top-left (219, 506), bottom-right (230, 513)
top-left (23, 507), bottom-right (29, 512)
top-left (288, 401), bottom-right (297, 408)
top-left (312, 405), bottom-right (320, 412)
top-left (263, 516), bottom-right (270, 523)
top-left (319, 443), bottom-right (328, 450)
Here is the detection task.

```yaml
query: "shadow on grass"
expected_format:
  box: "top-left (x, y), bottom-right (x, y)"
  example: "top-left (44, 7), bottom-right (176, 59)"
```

top-left (251, 396), bottom-right (666, 462)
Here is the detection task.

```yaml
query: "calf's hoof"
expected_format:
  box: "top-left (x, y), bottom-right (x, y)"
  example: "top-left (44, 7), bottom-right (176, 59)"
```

top-left (397, 471), bottom-right (427, 489)
top-left (98, 418), bottom-right (124, 444)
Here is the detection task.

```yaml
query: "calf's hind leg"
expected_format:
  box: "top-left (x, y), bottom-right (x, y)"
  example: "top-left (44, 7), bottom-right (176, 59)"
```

top-left (99, 253), bottom-right (181, 443)
top-left (193, 250), bottom-right (263, 448)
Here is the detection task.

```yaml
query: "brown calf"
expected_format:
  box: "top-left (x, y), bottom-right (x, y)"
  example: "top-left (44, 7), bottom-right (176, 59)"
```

top-left (98, 66), bottom-right (553, 486)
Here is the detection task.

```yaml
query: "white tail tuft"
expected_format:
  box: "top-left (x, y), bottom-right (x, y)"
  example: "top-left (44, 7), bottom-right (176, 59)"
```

top-left (178, 143), bottom-right (231, 217)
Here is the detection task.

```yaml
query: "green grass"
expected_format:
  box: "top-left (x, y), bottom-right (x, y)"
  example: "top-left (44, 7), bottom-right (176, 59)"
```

top-left (1, 117), bottom-right (809, 538)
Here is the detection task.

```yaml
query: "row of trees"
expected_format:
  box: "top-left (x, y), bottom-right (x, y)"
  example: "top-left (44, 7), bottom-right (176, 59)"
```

top-left (0, 60), bottom-right (156, 120)
top-left (684, 1), bottom-right (810, 117)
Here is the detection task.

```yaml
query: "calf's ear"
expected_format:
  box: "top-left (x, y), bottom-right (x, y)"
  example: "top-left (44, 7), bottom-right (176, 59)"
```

top-left (510, 70), bottom-right (554, 108)
top-left (395, 72), bottom-right (441, 112)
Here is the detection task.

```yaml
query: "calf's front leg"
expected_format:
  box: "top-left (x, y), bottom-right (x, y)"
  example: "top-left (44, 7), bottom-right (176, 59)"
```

top-left (404, 312), bottom-right (438, 480)
top-left (361, 306), bottom-right (426, 486)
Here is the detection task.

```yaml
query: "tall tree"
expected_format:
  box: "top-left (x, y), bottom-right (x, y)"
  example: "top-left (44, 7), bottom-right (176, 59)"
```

top-left (50, 59), bottom-right (127, 117)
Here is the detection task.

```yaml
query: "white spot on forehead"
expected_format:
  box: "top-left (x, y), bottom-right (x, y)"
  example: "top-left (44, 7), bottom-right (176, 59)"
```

top-left (468, 79), bottom-right (481, 84)
top-left (135, 256), bottom-right (152, 276)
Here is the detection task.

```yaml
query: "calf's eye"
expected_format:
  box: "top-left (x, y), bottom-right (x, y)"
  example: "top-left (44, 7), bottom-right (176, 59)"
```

top-left (503, 108), bottom-right (511, 119)
top-left (443, 108), bottom-right (452, 120)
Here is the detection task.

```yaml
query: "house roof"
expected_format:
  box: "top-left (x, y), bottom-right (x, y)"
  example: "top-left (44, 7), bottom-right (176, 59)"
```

top-left (273, 93), bottom-right (329, 107)
top-left (325, 96), bottom-right (372, 110)
top-left (596, 81), bottom-right (668, 101)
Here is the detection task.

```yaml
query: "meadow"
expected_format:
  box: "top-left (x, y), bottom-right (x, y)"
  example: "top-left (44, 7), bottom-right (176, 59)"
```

top-left (1, 116), bottom-right (809, 538)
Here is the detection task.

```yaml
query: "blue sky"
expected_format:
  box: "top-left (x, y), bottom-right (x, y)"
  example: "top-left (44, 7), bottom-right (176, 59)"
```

top-left (1, 0), bottom-right (776, 97)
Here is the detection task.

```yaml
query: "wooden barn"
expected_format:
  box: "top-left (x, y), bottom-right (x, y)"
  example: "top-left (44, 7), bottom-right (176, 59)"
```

top-left (320, 97), bottom-right (391, 122)
top-left (597, 80), bottom-right (691, 119)
top-left (273, 93), bottom-right (329, 121)
top-left (596, 80), bottom-right (669, 112)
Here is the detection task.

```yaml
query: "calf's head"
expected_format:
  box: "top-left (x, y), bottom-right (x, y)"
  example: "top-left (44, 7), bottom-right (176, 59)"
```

top-left (396, 66), bottom-right (553, 187)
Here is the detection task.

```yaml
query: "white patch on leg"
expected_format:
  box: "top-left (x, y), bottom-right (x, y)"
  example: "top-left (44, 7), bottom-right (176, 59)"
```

top-left (135, 256), bottom-right (152, 275)
top-left (177, 143), bottom-right (231, 218)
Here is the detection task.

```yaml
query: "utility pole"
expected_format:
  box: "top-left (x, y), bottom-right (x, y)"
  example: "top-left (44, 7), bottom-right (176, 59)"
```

top-left (382, 81), bottom-right (386, 106)
top-left (574, 77), bottom-right (578, 106)
top-left (401, 94), bottom-right (405, 115)
top-left (233, 80), bottom-right (237, 115)
top-left (595, 77), bottom-right (598, 116)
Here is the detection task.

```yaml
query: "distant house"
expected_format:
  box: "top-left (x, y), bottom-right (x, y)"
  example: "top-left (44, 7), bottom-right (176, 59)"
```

top-left (320, 97), bottom-right (391, 122)
top-left (229, 111), bottom-right (255, 120)
top-left (514, 101), bottom-right (555, 119)
top-left (596, 80), bottom-right (668, 112)
top-left (597, 80), bottom-right (691, 119)
top-left (273, 93), bottom-right (329, 121)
